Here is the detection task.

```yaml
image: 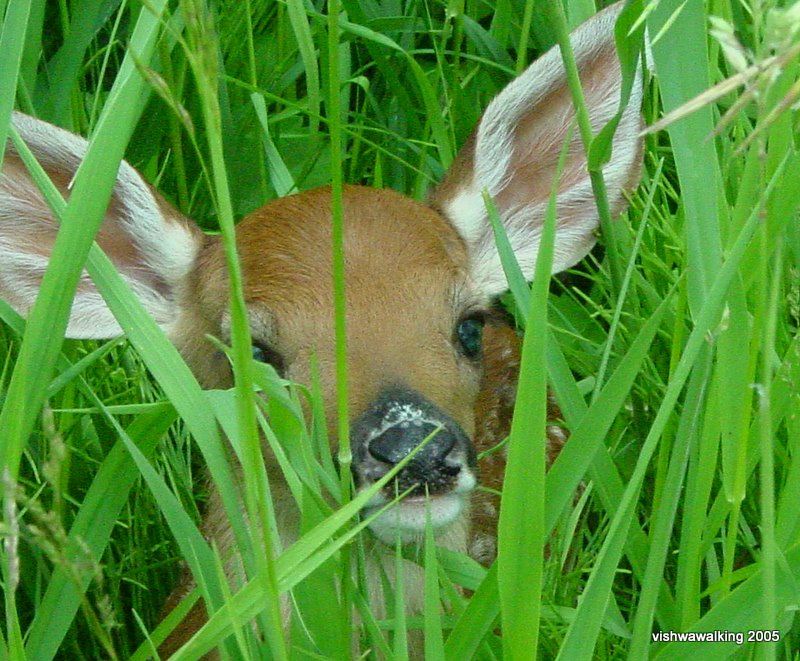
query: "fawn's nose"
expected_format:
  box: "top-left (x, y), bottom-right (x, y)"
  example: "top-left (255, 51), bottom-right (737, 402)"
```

top-left (367, 420), bottom-right (461, 494)
top-left (352, 388), bottom-right (475, 497)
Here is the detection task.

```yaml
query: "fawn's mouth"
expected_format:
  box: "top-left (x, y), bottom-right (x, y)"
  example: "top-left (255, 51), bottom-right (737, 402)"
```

top-left (360, 468), bottom-right (477, 545)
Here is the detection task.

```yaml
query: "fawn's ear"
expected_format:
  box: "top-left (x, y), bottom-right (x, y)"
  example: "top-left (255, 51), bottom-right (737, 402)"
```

top-left (430, 3), bottom-right (643, 297)
top-left (0, 112), bottom-right (202, 339)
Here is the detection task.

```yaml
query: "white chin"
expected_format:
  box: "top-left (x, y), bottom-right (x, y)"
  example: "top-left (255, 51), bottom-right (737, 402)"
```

top-left (365, 493), bottom-right (467, 545)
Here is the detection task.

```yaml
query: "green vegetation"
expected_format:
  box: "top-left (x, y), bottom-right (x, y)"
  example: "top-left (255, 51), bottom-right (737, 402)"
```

top-left (2, 0), bottom-right (800, 658)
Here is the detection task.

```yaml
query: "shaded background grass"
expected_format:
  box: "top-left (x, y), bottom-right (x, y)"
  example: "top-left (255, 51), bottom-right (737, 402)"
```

top-left (2, 0), bottom-right (800, 659)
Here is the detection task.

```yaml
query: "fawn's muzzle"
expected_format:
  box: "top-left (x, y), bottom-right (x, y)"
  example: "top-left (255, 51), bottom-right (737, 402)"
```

top-left (351, 388), bottom-right (477, 543)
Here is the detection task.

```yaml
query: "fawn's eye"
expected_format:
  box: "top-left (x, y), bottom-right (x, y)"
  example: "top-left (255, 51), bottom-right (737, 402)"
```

top-left (455, 316), bottom-right (485, 359)
top-left (251, 342), bottom-right (286, 376)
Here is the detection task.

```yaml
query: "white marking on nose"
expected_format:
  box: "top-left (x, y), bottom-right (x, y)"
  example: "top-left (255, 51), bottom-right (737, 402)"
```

top-left (365, 401), bottom-right (442, 445)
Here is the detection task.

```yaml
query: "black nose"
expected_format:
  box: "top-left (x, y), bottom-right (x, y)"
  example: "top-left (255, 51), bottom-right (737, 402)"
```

top-left (351, 388), bottom-right (474, 497)
top-left (369, 420), bottom-right (458, 468)
top-left (367, 422), bottom-right (461, 495)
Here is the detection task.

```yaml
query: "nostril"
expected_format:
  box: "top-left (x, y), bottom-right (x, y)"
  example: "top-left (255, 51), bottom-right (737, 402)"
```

top-left (368, 422), bottom-right (455, 467)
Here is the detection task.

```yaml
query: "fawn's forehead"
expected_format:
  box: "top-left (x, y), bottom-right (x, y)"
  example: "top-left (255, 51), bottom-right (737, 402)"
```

top-left (217, 185), bottom-right (482, 425)
top-left (233, 185), bottom-right (472, 314)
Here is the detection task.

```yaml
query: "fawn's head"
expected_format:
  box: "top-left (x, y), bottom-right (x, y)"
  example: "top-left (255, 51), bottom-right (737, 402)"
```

top-left (0, 4), bottom-right (642, 545)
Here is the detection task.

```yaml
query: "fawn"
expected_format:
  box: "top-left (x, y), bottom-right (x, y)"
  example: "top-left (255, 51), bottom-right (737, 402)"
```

top-left (0, 2), bottom-right (643, 656)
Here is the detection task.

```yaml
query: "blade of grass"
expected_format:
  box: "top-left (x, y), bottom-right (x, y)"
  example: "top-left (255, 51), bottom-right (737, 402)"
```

top-left (131, 587), bottom-right (201, 660)
top-left (392, 536), bottom-right (409, 661)
top-left (251, 93), bottom-right (297, 197)
top-left (648, 0), bottom-right (723, 315)
top-left (0, 0), bottom-right (32, 167)
top-left (545, 287), bottom-right (674, 535)
top-left (496, 115), bottom-right (576, 655)
top-left (105, 405), bottom-right (229, 648)
top-left (423, 507), bottom-right (445, 661)
top-left (286, 0), bottom-right (320, 134)
top-left (326, 0), bottom-right (357, 651)
top-left (337, 16), bottom-right (454, 168)
top-left (444, 564), bottom-right (499, 660)
top-left (541, 2), bottom-right (627, 293)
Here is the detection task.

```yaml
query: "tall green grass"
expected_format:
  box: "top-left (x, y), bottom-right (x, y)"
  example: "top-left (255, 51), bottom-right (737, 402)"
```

top-left (1, 0), bottom-right (800, 659)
